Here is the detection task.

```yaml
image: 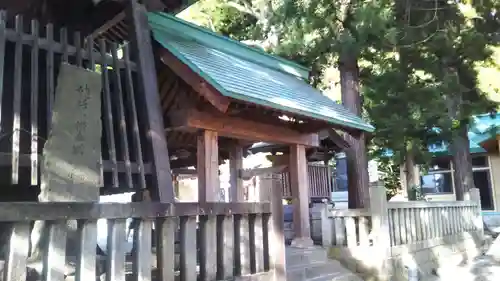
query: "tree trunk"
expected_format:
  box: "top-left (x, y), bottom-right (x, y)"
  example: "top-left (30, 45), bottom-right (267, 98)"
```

top-left (450, 124), bottom-right (474, 200)
top-left (404, 149), bottom-right (419, 200)
top-left (339, 55), bottom-right (370, 209)
top-left (442, 64), bottom-right (475, 201)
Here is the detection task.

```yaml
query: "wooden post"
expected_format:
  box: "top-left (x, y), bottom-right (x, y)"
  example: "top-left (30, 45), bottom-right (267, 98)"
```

top-left (289, 144), bottom-right (313, 247)
top-left (197, 130), bottom-right (220, 202)
top-left (269, 173), bottom-right (286, 281)
top-left (127, 0), bottom-right (174, 203)
top-left (229, 145), bottom-right (244, 202)
top-left (470, 188), bottom-right (483, 239)
top-left (320, 201), bottom-right (333, 247)
top-left (369, 182), bottom-right (391, 278)
top-left (197, 130), bottom-right (218, 280)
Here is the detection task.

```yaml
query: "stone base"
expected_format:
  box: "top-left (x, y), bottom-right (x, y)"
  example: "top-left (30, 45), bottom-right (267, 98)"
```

top-left (291, 237), bottom-right (314, 248)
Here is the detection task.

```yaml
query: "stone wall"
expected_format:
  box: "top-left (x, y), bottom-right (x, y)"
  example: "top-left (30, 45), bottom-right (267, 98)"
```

top-left (328, 231), bottom-right (485, 281)
top-left (283, 203), bottom-right (327, 244)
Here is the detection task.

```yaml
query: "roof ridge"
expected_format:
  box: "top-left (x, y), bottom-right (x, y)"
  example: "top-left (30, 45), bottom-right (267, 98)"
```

top-left (148, 12), bottom-right (311, 80)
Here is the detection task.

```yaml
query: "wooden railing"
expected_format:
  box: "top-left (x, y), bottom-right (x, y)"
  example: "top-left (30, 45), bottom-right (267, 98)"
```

top-left (0, 201), bottom-right (285, 281)
top-left (387, 200), bottom-right (481, 247)
top-left (319, 186), bottom-right (483, 250)
top-left (317, 185), bottom-right (484, 280)
top-left (318, 208), bottom-right (372, 247)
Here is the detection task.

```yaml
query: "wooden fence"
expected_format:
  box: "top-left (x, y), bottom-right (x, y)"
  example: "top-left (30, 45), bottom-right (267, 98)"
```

top-left (281, 164), bottom-right (332, 200)
top-left (317, 185), bottom-right (484, 280)
top-left (319, 187), bottom-right (483, 252)
top-left (0, 200), bottom-right (286, 281)
top-left (0, 7), bottom-right (167, 199)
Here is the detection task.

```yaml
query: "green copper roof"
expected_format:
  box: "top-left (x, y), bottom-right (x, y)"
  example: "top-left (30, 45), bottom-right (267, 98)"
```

top-left (148, 12), bottom-right (374, 133)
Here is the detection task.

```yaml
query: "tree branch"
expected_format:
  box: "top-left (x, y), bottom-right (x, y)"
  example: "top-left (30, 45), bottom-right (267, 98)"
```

top-left (224, 1), bottom-right (258, 18)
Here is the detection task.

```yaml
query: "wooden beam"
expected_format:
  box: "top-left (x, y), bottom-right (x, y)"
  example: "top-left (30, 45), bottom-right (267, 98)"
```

top-left (85, 11), bottom-right (126, 45)
top-left (159, 49), bottom-right (230, 113)
top-left (197, 130), bottom-right (220, 202)
top-left (240, 165), bottom-right (288, 180)
top-left (327, 129), bottom-right (350, 150)
top-left (172, 168), bottom-right (197, 176)
top-left (169, 108), bottom-right (320, 147)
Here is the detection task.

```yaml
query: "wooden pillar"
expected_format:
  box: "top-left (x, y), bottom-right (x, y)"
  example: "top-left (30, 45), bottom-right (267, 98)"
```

top-left (289, 144), bottom-right (313, 247)
top-left (127, 0), bottom-right (174, 202)
top-left (197, 130), bottom-right (220, 202)
top-left (229, 145), bottom-right (244, 202)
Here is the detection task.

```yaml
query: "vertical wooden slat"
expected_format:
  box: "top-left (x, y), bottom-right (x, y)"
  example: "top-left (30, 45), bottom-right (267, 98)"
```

top-left (415, 207), bottom-right (422, 241)
top-left (46, 23), bottom-right (54, 132)
top-left (217, 215), bottom-right (234, 279)
top-left (387, 211), bottom-right (394, 246)
top-left (269, 174), bottom-right (286, 281)
top-left (11, 15), bottom-right (23, 185)
top-left (75, 220), bottom-right (98, 281)
top-left (426, 208), bottom-right (432, 239)
top-left (75, 32), bottom-right (83, 66)
top-left (127, 0), bottom-right (175, 202)
top-left (87, 36), bottom-right (95, 71)
top-left (85, 36), bottom-right (102, 185)
top-left (238, 215), bottom-right (251, 275)
top-left (334, 218), bottom-right (345, 245)
top-left (99, 39), bottom-right (119, 187)
top-left (358, 216), bottom-right (369, 246)
top-left (123, 44), bottom-right (146, 190)
top-left (249, 215), bottom-right (256, 273)
top-left (432, 208), bottom-right (437, 238)
top-left (399, 209), bottom-right (406, 243)
top-left (133, 219), bottom-right (152, 281)
top-left (111, 43), bottom-right (133, 189)
top-left (345, 217), bottom-right (357, 247)
top-left (157, 217), bottom-right (176, 281)
top-left (253, 214), bottom-right (265, 273)
top-left (0, 10), bottom-right (6, 130)
top-left (262, 214), bottom-right (270, 271)
top-left (200, 215), bottom-right (217, 280)
top-left (3, 222), bottom-right (30, 281)
top-left (435, 208), bottom-right (442, 238)
top-left (44, 221), bottom-right (68, 281)
top-left (60, 27), bottom-right (68, 62)
top-left (105, 219), bottom-right (127, 281)
top-left (179, 216), bottom-right (197, 281)
top-left (405, 209), bottom-right (412, 243)
top-left (30, 19), bottom-right (39, 186)
top-left (410, 208), bottom-right (417, 242)
top-left (394, 208), bottom-right (401, 245)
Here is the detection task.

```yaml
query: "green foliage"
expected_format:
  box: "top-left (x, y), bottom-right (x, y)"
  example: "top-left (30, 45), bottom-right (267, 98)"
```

top-left (377, 158), bottom-right (401, 199)
top-left (179, 0), bottom-right (500, 193)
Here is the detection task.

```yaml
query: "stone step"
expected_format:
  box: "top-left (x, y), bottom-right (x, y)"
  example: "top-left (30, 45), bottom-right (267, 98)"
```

top-left (308, 272), bottom-right (364, 281)
top-left (287, 260), bottom-right (362, 281)
top-left (286, 247), bottom-right (329, 267)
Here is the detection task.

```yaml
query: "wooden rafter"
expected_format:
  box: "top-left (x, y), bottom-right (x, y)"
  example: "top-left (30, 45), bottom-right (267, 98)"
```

top-left (159, 49), bottom-right (230, 113)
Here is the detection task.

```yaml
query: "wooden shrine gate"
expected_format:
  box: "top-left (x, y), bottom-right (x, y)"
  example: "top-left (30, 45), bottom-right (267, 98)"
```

top-left (0, 1), bottom-right (285, 281)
